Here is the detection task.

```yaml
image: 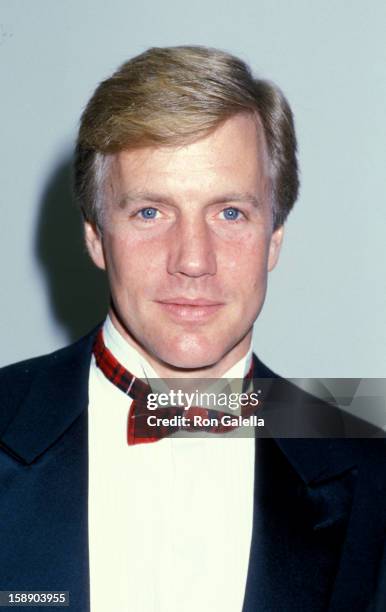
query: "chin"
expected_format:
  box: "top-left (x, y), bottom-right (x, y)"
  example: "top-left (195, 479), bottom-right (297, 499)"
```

top-left (165, 354), bottom-right (218, 371)
top-left (154, 337), bottom-right (225, 372)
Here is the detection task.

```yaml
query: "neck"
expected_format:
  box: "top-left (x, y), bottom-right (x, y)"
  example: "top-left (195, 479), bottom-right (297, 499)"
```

top-left (108, 310), bottom-right (252, 379)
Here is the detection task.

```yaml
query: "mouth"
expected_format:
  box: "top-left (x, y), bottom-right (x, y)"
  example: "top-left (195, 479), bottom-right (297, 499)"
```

top-left (156, 297), bottom-right (224, 321)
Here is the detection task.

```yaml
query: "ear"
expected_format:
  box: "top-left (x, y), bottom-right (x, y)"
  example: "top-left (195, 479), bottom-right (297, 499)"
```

top-left (84, 221), bottom-right (106, 270)
top-left (267, 225), bottom-right (284, 272)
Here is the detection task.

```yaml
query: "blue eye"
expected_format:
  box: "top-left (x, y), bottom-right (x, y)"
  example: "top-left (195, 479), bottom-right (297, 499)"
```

top-left (222, 207), bottom-right (240, 220)
top-left (139, 207), bottom-right (158, 219)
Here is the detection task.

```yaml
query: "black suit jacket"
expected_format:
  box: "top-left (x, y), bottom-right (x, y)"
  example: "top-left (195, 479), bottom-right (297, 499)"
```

top-left (0, 328), bottom-right (385, 611)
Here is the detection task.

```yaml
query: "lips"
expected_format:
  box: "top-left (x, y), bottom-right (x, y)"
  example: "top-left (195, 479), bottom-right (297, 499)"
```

top-left (159, 297), bottom-right (223, 306)
top-left (156, 297), bottom-right (224, 321)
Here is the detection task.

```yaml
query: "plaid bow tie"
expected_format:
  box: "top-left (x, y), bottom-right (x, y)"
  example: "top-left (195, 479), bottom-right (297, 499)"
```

top-left (93, 328), bottom-right (257, 445)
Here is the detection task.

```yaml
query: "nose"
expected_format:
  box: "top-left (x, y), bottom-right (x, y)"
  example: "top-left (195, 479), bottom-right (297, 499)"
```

top-left (167, 215), bottom-right (217, 278)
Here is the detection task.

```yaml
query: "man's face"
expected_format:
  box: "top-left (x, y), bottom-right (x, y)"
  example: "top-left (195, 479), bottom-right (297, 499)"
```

top-left (85, 113), bottom-right (283, 375)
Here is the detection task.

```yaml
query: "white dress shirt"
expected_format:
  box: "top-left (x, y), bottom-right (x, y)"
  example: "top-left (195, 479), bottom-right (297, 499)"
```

top-left (88, 317), bottom-right (255, 612)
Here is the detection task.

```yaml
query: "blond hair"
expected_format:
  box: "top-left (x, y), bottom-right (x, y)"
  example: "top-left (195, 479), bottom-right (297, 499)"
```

top-left (74, 46), bottom-right (299, 229)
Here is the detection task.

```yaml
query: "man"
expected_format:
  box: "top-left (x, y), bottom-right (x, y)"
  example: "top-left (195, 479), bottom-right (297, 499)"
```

top-left (0, 46), bottom-right (385, 611)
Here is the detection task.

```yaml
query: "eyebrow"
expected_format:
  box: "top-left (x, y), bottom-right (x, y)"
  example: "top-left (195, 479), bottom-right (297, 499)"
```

top-left (117, 191), bottom-right (262, 209)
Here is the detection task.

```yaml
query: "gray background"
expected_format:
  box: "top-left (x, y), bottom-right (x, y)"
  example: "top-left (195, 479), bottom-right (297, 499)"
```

top-left (1, 0), bottom-right (385, 377)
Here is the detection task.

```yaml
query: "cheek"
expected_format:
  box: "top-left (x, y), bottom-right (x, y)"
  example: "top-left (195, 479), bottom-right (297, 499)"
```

top-left (218, 231), bottom-right (270, 281)
top-left (104, 232), bottom-right (166, 298)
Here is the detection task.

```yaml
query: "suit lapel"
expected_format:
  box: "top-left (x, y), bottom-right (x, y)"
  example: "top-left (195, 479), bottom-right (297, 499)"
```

top-left (0, 328), bottom-right (98, 611)
top-left (243, 436), bottom-right (359, 611)
top-left (243, 356), bottom-right (365, 611)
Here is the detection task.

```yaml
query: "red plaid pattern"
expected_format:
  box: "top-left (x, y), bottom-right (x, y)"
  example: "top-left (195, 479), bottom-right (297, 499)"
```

top-left (93, 328), bottom-right (257, 445)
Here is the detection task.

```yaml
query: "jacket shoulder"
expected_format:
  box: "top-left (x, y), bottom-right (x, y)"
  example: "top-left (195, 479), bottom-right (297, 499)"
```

top-left (253, 354), bottom-right (386, 479)
top-left (0, 327), bottom-right (99, 435)
top-left (0, 326), bottom-right (99, 380)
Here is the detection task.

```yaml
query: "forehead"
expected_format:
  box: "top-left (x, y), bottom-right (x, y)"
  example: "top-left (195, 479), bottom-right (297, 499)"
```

top-left (107, 113), bottom-right (269, 197)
